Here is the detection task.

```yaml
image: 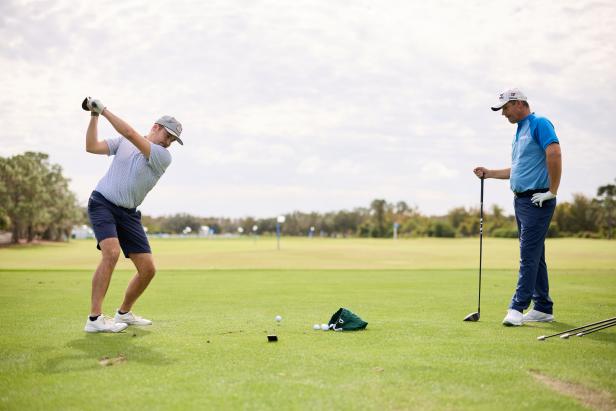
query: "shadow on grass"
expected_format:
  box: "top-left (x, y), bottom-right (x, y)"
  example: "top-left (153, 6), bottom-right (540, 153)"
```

top-left (41, 328), bottom-right (171, 374)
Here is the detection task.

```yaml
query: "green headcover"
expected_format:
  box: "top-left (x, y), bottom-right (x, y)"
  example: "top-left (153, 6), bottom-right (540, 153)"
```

top-left (328, 308), bottom-right (368, 331)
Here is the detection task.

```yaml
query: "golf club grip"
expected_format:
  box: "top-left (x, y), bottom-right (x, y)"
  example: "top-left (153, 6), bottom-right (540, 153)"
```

top-left (480, 177), bottom-right (484, 208)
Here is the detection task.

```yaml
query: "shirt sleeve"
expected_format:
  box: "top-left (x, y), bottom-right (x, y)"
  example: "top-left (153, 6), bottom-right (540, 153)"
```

top-left (533, 117), bottom-right (559, 150)
top-left (105, 137), bottom-right (122, 156)
top-left (148, 143), bottom-right (172, 174)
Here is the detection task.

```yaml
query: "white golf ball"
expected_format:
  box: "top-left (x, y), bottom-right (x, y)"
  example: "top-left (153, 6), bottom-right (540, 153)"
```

top-left (313, 324), bottom-right (320, 330)
top-left (275, 315), bottom-right (282, 322)
top-left (321, 323), bottom-right (329, 331)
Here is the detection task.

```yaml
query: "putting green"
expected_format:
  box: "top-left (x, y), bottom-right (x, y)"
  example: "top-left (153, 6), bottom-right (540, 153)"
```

top-left (0, 238), bottom-right (614, 410)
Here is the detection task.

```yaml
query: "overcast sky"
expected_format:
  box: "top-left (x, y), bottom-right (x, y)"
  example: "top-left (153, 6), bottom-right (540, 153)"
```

top-left (1, 0), bottom-right (615, 218)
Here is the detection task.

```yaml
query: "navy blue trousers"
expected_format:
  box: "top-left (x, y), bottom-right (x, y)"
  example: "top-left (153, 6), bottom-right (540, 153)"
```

top-left (509, 196), bottom-right (556, 314)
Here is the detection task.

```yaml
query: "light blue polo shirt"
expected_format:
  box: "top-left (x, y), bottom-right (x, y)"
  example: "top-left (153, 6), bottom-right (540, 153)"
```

top-left (510, 113), bottom-right (559, 193)
top-left (95, 137), bottom-right (172, 208)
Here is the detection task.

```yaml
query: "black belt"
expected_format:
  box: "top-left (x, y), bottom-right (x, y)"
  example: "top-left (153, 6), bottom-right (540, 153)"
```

top-left (514, 188), bottom-right (549, 198)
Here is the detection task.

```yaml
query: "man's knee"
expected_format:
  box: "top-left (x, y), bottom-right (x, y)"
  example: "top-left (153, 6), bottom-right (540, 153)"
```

top-left (140, 264), bottom-right (156, 280)
top-left (129, 253), bottom-right (156, 280)
top-left (100, 239), bottom-right (121, 263)
top-left (136, 260), bottom-right (156, 280)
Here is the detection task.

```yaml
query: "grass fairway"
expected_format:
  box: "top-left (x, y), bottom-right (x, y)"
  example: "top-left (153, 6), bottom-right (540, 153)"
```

top-left (0, 238), bottom-right (615, 410)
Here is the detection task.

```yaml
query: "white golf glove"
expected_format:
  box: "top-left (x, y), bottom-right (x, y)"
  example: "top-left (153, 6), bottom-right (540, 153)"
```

top-left (82, 96), bottom-right (106, 114)
top-left (531, 191), bottom-right (556, 207)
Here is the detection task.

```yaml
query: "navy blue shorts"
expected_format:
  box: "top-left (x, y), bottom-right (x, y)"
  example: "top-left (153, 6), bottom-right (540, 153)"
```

top-left (87, 191), bottom-right (151, 257)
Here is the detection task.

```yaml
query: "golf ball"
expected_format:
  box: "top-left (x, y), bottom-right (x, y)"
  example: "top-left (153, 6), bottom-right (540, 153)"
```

top-left (321, 323), bottom-right (329, 331)
top-left (313, 324), bottom-right (320, 330)
top-left (275, 315), bottom-right (282, 322)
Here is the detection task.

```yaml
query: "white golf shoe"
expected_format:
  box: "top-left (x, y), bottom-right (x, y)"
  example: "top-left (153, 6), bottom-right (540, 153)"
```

top-left (114, 311), bottom-right (152, 326)
top-left (522, 309), bottom-right (554, 323)
top-left (85, 315), bottom-right (128, 333)
top-left (502, 309), bottom-right (523, 326)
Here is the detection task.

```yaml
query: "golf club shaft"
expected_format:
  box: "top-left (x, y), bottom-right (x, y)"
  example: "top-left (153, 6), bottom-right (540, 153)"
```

top-left (541, 316), bottom-right (616, 339)
top-left (576, 319), bottom-right (616, 336)
top-left (477, 177), bottom-right (484, 315)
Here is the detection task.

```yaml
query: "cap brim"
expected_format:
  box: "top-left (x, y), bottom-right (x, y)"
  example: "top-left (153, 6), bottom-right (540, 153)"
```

top-left (491, 102), bottom-right (506, 111)
top-left (162, 126), bottom-right (183, 145)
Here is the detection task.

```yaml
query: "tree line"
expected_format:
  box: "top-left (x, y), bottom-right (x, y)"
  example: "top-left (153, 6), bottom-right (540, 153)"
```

top-left (1, 151), bottom-right (614, 242)
top-left (143, 187), bottom-right (615, 239)
top-left (0, 152), bottom-right (83, 243)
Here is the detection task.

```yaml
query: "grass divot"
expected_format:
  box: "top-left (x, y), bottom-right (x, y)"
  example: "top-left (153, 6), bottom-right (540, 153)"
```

top-left (529, 369), bottom-right (615, 411)
top-left (99, 354), bottom-right (127, 367)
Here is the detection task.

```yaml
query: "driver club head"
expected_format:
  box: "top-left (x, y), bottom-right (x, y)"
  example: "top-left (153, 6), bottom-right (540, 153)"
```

top-left (463, 312), bottom-right (480, 322)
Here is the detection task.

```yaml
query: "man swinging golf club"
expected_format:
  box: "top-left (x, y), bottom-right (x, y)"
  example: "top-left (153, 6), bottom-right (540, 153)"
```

top-left (82, 97), bottom-right (183, 332)
top-left (474, 88), bottom-right (562, 326)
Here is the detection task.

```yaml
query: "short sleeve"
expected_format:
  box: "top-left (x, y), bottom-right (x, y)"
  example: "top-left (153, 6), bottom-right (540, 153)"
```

top-left (533, 117), bottom-right (559, 150)
top-left (105, 137), bottom-right (122, 156)
top-left (148, 143), bottom-right (172, 174)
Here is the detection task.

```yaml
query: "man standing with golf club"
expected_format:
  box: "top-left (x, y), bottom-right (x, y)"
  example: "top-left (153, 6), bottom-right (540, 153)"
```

top-left (82, 97), bottom-right (183, 332)
top-left (474, 88), bottom-right (561, 326)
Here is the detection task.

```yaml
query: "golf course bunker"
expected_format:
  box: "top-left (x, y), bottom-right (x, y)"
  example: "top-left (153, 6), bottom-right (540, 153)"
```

top-left (529, 369), bottom-right (615, 411)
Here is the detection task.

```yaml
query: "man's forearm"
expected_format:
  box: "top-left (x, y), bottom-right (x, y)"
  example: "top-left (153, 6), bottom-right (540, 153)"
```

top-left (488, 168), bottom-right (511, 179)
top-left (85, 115), bottom-right (109, 154)
top-left (101, 108), bottom-right (151, 157)
top-left (102, 109), bottom-right (140, 143)
top-left (546, 146), bottom-right (562, 194)
top-left (86, 115), bottom-right (98, 151)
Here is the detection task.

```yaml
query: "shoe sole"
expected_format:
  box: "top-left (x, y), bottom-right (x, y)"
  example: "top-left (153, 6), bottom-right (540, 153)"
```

top-left (522, 319), bottom-right (554, 323)
top-left (115, 320), bottom-right (152, 326)
top-left (114, 315), bottom-right (152, 326)
top-left (84, 323), bottom-right (129, 333)
top-left (502, 321), bottom-right (522, 326)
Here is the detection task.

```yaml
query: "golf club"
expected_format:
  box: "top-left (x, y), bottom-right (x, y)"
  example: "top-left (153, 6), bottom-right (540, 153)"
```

top-left (561, 319), bottom-right (616, 339)
top-left (537, 316), bottom-right (616, 340)
top-left (576, 320), bottom-right (616, 337)
top-left (464, 176), bottom-right (484, 322)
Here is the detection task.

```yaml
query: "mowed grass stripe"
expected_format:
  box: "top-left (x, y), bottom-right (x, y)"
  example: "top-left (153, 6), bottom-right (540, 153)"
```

top-left (1, 237), bottom-right (615, 270)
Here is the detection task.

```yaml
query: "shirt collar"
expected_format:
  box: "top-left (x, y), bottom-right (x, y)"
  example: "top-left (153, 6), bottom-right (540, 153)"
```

top-left (520, 112), bottom-right (535, 123)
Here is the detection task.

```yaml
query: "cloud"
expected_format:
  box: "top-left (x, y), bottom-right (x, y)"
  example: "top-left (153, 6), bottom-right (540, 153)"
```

top-left (1, 0), bottom-right (615, 217)
top-left (296, 156), bottom-right (321, 175)
top-left (331, 159), bottom-right (361, 175)
top-left (419, 161), bottom-right (460, 181)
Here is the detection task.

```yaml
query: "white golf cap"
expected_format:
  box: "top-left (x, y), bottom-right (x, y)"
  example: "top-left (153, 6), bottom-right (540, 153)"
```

top-left (155, 115), bottom-right (183, 145)
top-left (491, 88), bottom-right (527, 111)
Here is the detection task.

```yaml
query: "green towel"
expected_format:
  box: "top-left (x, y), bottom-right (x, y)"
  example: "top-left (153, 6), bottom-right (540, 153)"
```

top-left (328, 308), bottom-right (368, 331)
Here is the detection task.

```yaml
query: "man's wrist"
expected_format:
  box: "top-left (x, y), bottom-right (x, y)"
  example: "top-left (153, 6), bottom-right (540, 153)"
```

top-left (91, 112), bottom-right (99, 117)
